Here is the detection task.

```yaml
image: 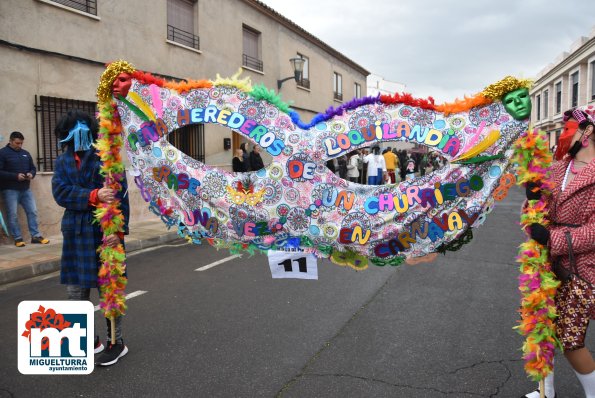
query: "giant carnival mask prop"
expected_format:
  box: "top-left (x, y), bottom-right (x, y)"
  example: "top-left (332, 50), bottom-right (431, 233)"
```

top-left (95, 64), bottom-right (595, 384)
top-left (96, 61), bottom-right (533, 270)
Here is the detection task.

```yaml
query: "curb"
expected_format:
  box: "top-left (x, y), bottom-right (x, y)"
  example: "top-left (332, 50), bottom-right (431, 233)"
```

top-left (0, 231), bottom-right (181, 287)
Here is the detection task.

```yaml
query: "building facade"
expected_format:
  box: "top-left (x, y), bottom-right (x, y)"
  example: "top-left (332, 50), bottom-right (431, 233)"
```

top-left (366, 74), bottom-right (413, 150)
top-left (0, 0), bottom-right (369, 242)
top-left (530, 27), bottom-right (595, 149)
top-left (366, 73), bottom-right (405, 97)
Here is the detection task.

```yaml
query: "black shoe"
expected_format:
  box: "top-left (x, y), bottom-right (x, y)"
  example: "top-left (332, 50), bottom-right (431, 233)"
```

top-left (31, 236), bottom-right (49, 244)
top-left (95, 339), bottom-right (128, 366)
top-left (94, 336), bottom-right (104, 354)
top-left (522, 389), bottom-right (556, 398)
top-left (14, 238), bottom-right (25, 247)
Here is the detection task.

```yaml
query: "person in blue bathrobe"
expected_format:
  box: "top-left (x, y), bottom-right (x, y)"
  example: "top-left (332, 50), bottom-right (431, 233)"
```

top-left (52, 109), bottom-right (130, 367)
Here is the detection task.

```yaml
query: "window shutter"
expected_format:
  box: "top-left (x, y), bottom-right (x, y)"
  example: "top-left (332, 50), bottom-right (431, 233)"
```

top-left (243, 28), bottom-right (259, 59)
top-left (168, 0), bottom-right (194, 33)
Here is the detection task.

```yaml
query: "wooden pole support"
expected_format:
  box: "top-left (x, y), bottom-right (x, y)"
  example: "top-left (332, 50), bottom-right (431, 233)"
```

top-left (110, 315), bottom-right (116, 343)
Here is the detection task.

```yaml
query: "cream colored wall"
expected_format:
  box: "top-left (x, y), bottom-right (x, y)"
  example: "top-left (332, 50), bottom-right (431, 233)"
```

top-left (1, 0), bottom-right (367, 156)
top-left (0, 0), bottom-right (368, 243)
top-left (0, 51), bottom-right (41, 156)
top-left (530, 36), bottom-right (595, 150)
top-left (276, 28), bottom-right (368, 114)
top-left (578, 63), bottom-right (589, 105)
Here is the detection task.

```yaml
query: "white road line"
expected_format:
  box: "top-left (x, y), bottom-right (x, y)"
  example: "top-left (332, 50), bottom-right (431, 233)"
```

top-left (195, 255), bottom-right (241, 271)
top-left (127, 242), bottom-right (188, 257)
top-left (94, 290), bottom-right (148, 312)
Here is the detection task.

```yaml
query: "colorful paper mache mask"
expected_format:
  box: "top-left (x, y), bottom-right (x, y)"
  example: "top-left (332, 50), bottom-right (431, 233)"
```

top-left (502, 88), bottom-right (531, 120)
top-left (97, 62), bottom-right (531, 269)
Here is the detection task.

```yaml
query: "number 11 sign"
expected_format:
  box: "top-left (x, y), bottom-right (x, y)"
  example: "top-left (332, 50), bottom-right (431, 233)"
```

top-left (267, 251), bottom-right (318, 280)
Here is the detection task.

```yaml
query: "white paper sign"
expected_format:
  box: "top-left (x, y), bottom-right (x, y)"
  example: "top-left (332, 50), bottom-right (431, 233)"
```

top-left (267, 251), bottom-right (318, 280)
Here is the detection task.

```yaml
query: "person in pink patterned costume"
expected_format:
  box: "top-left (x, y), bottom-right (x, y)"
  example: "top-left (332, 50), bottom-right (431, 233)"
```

top-left (524, 107), bottom-right (595, 398)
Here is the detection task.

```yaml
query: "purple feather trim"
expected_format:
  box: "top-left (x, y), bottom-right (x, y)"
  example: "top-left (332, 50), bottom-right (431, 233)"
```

top-left (289, 94), bottom-right (381, 130)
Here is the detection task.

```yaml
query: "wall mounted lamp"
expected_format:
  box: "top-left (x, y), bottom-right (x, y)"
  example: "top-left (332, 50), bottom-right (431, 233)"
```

top-left (277, 57), bottom-right (305, 90)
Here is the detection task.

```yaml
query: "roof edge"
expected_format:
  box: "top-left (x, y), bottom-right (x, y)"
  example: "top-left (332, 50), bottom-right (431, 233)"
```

top-left (533, 34), bottom-right (595, 86)
top-left (242, 0), bottom-right (370, 77)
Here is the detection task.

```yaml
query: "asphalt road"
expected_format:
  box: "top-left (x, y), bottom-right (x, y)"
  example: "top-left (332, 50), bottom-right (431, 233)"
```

top-left (0, 186), bottom-right (591, 397)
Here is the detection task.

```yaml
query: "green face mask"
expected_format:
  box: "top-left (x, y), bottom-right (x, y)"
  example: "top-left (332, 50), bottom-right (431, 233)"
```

top-left (502, 88), bottom-right (531, 120)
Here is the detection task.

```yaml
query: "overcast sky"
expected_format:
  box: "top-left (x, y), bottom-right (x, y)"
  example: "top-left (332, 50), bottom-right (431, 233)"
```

top-left (259, 0), bottom-right (594, 102)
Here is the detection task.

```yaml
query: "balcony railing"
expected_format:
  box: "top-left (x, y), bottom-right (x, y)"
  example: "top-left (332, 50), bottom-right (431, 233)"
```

top-left (242, 54), bottom-right (263, 72)
top-left (297, 78), bottom-right (310, 89)
top-left (167, 25), bottom-right (200, 50)
top-left (49, 0), bottom-right (97, 15)
top-left (334, 91), bottom-right (343, 101)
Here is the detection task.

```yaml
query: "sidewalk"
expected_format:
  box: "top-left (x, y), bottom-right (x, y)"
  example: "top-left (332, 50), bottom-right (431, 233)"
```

top-left (0, 220), bottom-right (182, 286)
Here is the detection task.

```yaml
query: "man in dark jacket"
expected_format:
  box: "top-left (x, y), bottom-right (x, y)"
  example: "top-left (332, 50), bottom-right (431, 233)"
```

top-left (0, 132), bottom-right (49, 246)
top-left (250, 145), bottom-right (265, 171)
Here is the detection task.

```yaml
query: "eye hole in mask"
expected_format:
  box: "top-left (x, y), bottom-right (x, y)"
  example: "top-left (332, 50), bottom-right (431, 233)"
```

top-left (326, 146), bottom-right (450, 185)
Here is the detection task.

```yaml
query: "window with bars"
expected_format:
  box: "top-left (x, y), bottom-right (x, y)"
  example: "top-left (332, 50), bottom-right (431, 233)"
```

top-left (555, 81), bottom-right (562, 114)
top-left (168, 124), bottom-right (205, 163)
top-left (536, 94), bottom-right (541, 121)
top-left (34, 96), bottom-right (205, 171)
top-left (333, 72), bottom-right (342, 101)
top-left (167, 0), bottom-right (200, 50)
top-left (354, 83), bottom-right (361, 98)
top-left (48, 0), bottom-right (97, 15)
top-left (571, 71), bottom-right (579, 108)
top-left (35, 95), bottom-right (97, 172)
top-left (242, 25), bottom-right (263, 72)
top-left (591, 60), bottom-right (595, 100)
top-left (296, 53), bottom-right (310, 89)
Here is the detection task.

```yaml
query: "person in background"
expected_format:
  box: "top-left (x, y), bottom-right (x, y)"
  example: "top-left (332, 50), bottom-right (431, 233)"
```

top-left (360, 149), bottom-right (369, 184)
top-left (413, 152), bottom-right (422, 173)
top-left (363, 145), bottom-right (386, 185)
top-left (346, 151), bottom-right (360, 183)
top-left (232, 148), bottom-right (246, 172)
top-left (250, 145), bottom-right (265, 171)
top-left (240, 142), bottom-right (251, 172)
top-left (523, 108), bottom-right (595, 398)
top-left (419, 153), bottom-right (428, 176)
top-left (392, 149), bottom-right (402, 183)
top-left (52, 109), bottom-right (130, 367)
top-left (0, 131), bottom-right (49, 247)
top-left (326, 159), bottom-right (336, 175)
top-left (337, 155), bottom-right (348, 179)
top-left (383, 146), bottom-right (398, 183)
top-left (430, 153), bottom-right (441, 171)
top-left (397, 149), bottom-right (408, 180)
top-left (405, 158), bottom-right (416, 181)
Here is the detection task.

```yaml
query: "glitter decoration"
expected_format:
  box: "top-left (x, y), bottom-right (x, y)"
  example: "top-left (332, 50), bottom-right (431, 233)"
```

top-left (481, 76), bottom-right (532, 100)
top-left (96, 60), bottom-right (136, 103)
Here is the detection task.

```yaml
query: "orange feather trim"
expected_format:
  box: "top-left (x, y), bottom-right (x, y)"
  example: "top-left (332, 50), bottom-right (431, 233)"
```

top-left (435, 94), bottom-right (492, 116)
top-left (163, 79), bottom-right (213, 93)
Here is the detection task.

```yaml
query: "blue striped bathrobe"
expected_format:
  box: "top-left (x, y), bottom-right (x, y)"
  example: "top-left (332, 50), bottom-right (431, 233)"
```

top-left (52, 149), bottom-right (129, 288)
